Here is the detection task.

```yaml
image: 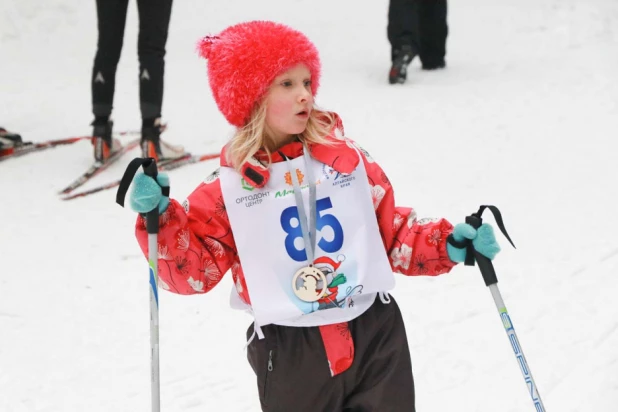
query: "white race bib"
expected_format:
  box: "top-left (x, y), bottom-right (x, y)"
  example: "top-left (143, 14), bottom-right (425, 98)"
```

top-left (220, 149), bottom-right (394, 327)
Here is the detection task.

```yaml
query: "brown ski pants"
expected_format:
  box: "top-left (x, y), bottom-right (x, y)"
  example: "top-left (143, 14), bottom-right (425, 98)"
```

top-left (246, 295), bottom-right (416, 411)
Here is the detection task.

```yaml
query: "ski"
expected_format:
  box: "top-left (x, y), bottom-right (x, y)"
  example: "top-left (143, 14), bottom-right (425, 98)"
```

top-left (159, 152), bottom-right (219, 172)
top-left (58, 138), bottom-right (141, 195)
top-left (0, 130), bottom-right (140, 162)
top-left (60, 152), bottom-right (219, 201)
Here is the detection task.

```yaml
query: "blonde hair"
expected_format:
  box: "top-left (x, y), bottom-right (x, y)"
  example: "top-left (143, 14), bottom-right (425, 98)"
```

top-left (225, 103), bottom-right (337, 172)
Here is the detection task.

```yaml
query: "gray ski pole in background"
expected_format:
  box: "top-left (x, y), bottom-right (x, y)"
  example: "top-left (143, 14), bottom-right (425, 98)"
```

top-left (116, 157), bottom-right (163, 412)
top-left (449, 205), bottom-right (546, 411)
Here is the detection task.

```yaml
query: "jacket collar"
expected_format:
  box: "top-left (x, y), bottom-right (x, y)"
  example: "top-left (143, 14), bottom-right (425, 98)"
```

top-left (219, 113), bottom-right (360, 189)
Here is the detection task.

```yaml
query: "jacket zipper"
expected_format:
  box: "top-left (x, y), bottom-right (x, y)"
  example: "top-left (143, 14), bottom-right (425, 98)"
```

top-left (268, 350), bottom-right (274, 371)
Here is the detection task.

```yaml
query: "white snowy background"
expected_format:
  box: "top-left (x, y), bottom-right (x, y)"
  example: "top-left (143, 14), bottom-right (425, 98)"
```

top-left (1, 0), bottom-right (617, 411)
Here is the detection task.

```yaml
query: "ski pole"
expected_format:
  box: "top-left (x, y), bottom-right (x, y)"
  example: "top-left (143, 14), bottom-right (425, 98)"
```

top-left (116, 157), bottom-right (162, 412)
top-left (452, 205), bottom-right (546, 412)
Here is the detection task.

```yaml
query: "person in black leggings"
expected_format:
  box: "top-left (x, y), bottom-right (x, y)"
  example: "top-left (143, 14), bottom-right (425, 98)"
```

top-left (387, 0), bottom-right (448, 84)
top-left (90, 0), bottom-right (173, 161)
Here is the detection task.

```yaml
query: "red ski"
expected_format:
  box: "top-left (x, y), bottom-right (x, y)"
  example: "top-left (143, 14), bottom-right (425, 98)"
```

top-left (60, 152), bottom-right (219, 200)
top-left (58, 138), bottom-right (141, 195)
top-left (0, 130), bottom-right (140, 162)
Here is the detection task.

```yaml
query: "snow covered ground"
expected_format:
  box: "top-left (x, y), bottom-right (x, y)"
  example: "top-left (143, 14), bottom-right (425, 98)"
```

top-left (1, 0), bottom-right (617, 410)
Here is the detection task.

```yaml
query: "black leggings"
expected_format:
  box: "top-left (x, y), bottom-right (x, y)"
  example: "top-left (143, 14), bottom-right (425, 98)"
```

top-left (387, 0), bottom-right (448, 66)
top-left (91, 0), bottom-right (173, 120)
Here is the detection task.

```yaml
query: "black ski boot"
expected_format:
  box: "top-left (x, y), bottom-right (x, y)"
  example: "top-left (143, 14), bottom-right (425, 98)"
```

top-left (389, 45), bottom-right (416, 85)
top-left (141, 118), bottom-right (185, 161)
top-left (0, 127), bottom-right (24, 156)
top-left (141, 117), bottom-right (164, 160)
top-left (422, 59), bottom-right (446, 70)
top-left (92, 118), bottom-right (120, 163)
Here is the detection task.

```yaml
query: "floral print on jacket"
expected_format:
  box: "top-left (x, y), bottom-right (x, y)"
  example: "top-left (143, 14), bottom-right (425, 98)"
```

top-left (135, 114), bottom-right (457, 376)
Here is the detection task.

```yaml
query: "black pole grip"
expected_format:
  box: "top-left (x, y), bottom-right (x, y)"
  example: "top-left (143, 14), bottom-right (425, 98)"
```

top-left (464, 214), bottom-right (482, 267)
top-left (142, 158), bottom-right (158, 179)
top-left (116, 157), bottom-right (160, 234)
top-left (464, 213), bottom-right (498, 286)
top-left (142, 159), bottom-right (160, 235)
top-left (475, 251), bottom-right (499, 287)
top-left (462, 205), bottom-right (515, 287)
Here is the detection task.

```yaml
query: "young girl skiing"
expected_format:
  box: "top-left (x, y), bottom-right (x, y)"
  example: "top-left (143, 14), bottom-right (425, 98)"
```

top-left (128, 20), bottom-right (501, 412)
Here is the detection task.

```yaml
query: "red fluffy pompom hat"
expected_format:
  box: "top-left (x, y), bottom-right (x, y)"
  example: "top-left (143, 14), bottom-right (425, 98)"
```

top-left (197, 21), bottom-right (321, 127)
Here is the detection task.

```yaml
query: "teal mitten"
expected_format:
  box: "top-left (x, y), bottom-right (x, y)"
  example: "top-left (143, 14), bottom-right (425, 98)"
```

top-left (129, 172), bottom-right (170, 214)
top-left (447, 223), bottom-right (501, 263)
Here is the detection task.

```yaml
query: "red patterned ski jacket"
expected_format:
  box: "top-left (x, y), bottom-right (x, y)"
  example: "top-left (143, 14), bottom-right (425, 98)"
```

top-left (135, 115), bottom-right (457, 376)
